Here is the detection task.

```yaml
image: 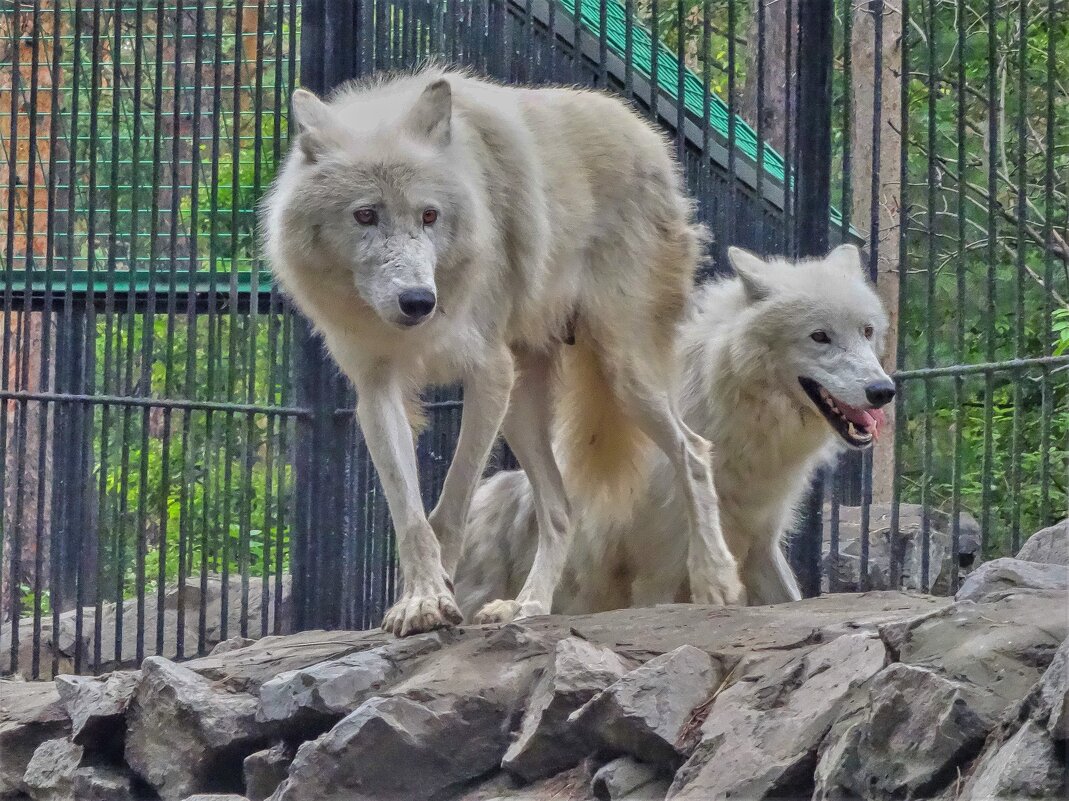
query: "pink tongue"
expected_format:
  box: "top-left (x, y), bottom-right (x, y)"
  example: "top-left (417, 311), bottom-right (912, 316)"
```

top-left (838, 401), bottom-right (883, 435)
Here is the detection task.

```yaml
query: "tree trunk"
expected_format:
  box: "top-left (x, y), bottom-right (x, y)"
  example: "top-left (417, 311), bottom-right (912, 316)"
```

top-left (850, 1), bottom-right (902, 503)
top-left (741, 0), bottom-right (796, 153)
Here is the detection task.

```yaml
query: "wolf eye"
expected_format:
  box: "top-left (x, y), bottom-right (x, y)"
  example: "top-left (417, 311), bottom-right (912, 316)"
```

top-left (422, 208), bottom-right (439, 226)
top-left (354, 208), bottom-right (377, 225)
top-left (863, 324), bottom-right (874, 339)
top-left (810, 331), bottom-right (831, 344)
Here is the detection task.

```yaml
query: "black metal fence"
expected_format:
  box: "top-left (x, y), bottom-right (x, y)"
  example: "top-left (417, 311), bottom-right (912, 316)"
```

top-left (2, 0), bottom-right (1066, 678)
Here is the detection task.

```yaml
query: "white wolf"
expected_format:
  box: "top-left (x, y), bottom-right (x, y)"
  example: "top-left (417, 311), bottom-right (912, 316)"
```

top-left (455, 245), bottom-right (895, 614)
top-left (262, 68), bottom-right (745, 636)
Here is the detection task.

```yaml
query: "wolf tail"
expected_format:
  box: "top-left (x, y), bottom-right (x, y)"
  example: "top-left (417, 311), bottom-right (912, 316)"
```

top-left (552, 336), bottom-right (651, 525)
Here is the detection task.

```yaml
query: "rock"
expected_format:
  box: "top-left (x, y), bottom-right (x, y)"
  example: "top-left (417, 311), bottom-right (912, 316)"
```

top-left (54, 670), bottom-right (140, 745)
top-left (883, 589), bottom-right (1067, 718)
top-left (502, 637), bottom-right (633, 781)
top-left (452, 764), bottom-right (594, 801)
top-left (814, 663), bottom-right (990, 800)
top-left (125, 656), bottom-right (275, 801)
top-left (1035, 637), bottom-right (1069, 740)
top-left (669, 632), bottom-right (887, 800)
top-left (182, 796), bottom-right (250, 801)
top-left (243, 743), bottom-right (294, 801)
top-left (572, 645), bottom-right (720, 766)
top-left (822, 503), bottom-right (982, 595)
top-left (71, 766), bottom-right (140, 801)
top-left (1017, 519), bottom-right (1069, 566)
top-left (211, 637), bottom-right (257, 656)
top-left (257, 633), bottom-right (445, 729)
top-left (591, 757), bottom-right (663, 800)
top-left (271, 694), bottom-right (510, 801)
top-left (962, 720), bottom-right (1065, 800)
top-left (22, 737), bottom-right (84, 800)
top-left (0, 574), bottom-right (292, 680)
top-left (956, 557), bottom-right (1069, 602)
top-left (0, 679), bottom-right (70, 797)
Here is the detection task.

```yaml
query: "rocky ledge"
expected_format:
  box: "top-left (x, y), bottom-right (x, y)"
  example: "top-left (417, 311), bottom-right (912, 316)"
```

top-left (1, 556), bottom-right (1067, 801)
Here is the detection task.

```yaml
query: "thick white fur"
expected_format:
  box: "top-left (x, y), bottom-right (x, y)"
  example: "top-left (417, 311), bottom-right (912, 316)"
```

top-left (262, 68), bottom-right (744, 636)
top-left (455, 246), bottom-right (893, 614)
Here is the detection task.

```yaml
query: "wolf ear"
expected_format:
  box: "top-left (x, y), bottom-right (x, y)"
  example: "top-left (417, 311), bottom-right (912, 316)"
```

top-left (727, 246), bottom-right (773, 302)
top-left (827, 243), bottom-right (868, 278)
top-left (405, 79), bottom-right (452, 147)
top-left (291, 88), bottom-right (331, 163)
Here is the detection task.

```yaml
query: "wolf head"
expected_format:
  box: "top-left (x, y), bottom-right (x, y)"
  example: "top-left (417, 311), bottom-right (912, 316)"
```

top-left (278, 77), bottom-right (472, 329)
top-left (726, 244), bottom-right (894, 449)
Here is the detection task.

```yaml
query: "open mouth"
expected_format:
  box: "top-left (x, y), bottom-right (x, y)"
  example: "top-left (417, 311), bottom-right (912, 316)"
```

top-left (798, 377), bottom-right (885, 449)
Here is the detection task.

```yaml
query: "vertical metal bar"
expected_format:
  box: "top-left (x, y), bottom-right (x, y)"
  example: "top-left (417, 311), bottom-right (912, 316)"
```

top-left (649, 0), bottom-right (659, 122)
top-left (889, 0), bottom-right (911, 588)
top-left (1009, 0), bottom-right (1028, 554)
top-left (920, 0), bottom-right (938, 592)
top-left (949, 0), bottom-right (967, 593)
top-left (793, 0), bottom-right (835, 597)
top-left (979, 0), bottom-right (999, 560)
top-left (673, 1), bottom-right (684, 162)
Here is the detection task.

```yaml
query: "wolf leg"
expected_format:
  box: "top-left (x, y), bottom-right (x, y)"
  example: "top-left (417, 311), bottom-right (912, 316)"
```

top-left (474, 350), bottom-right (570, 624)
top-left (356, 369), bottom-right (463, 637)
top-left (609, 363), bottom-right (745, 607)
top-left (743, 543), bottom-right (802, 605)
top-left (428, 345), bottom-right (515, 578)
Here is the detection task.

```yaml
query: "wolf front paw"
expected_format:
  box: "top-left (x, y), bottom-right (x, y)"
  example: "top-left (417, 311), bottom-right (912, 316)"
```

top-left (381, 588), bottom-right (463, 637)
top-left (689, 568), bottom-right (747, 606)
top-left (472, 598), bottom-right (547, 625)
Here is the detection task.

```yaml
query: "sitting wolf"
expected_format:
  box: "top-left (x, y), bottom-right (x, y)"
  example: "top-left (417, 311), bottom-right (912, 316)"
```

top-left (455, 245), bottom-right (895, 613)
top-left (262, 68), bottom-right (744, 636)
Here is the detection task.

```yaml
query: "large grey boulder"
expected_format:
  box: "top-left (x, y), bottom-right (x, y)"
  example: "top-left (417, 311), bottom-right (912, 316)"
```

top-left (257, 633), bottom-right (444, 729)
top-left (669, 633), bottom-right (887, 800)
top-left (1035, 637), bottom-right (1069, 741)
top-left (54, 670), bottom-right (140, 745)
top-left (70, 767), bottom-right (140, 801)
top-left (243, 743), bottom-right (294, 801)
top-left (0, 679), bottom-right (70, 798)
top-left (822, 503), bottom-right (982, 595)
top-left (1017, 519), bottom-right (1068, 565)
top-left (124, 656), bottom-right (276, 801)
top-left (572, 645), bottom-right (720, 767)
top-left (591, 757), bottom-right (665, 801)
top-left (22, 737), bottom-right (84, 801)
top-left (814, 663), bottom-right (991, 800)
top-left (502, 636), bottom-right (633, 781)
top-left (956, 557), bottom-right (1069, 602)
top-left (962, 720), bottom-right (1065, 800)
top-left (270, 694), bottom-right (509, 801)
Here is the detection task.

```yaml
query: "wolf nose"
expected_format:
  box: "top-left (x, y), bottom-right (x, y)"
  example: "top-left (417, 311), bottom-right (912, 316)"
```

top-left (397, 288), bottom-right (436, 322)
top-left (865, 382), bottom-right (896, 408)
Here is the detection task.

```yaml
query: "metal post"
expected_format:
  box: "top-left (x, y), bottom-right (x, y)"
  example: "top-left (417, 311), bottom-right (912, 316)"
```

top-left (291, 0), bottom-right (354, 630)
top-left (792, 0), bottom-right (835, 597)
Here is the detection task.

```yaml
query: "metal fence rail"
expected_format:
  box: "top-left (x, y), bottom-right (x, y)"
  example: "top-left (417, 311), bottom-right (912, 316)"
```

top-left (2, 0), bottom-right (1066, 679)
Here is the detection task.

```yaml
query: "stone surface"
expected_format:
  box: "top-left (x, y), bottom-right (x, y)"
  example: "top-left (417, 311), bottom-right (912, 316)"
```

top-left (23, 737), bottom-right (84, 800)
top-left (182, 796), bottom-right (251, 801)
top-left (883, 588), bottom-right (1067, 718)
top-left (257, 633), bottom-right (445, 728)
top-left (6, 592), bottom-right (1067, 801)
top-left (503, 637), bottom-right (633, 781)
top-left (211, 637), bottom-right (257, 657)
top-left (0, 679), bottom-right (70, 797)
top-left (822, 503), bottom-right (982, 594)
top-left (962, 720), bottom-right (1065, 800)
top-left (591, 757), bottom-right (663, 800)
top-left (669, 633), bottom-right (887, 800)
top-left (125, 656), bottom-right (275, 801)
top-left (1017, 519), bottom-right (1069, 566)
top-left (54, 670), bottom-right (140, 745)
top-left (572, 645), bottom-right (720, 766)
top-left (243, 743), bottom-right (294, 801)
top-left (270, 694), bottom-right (510, 801)
top-left (814, 664), bottom-right (991, 800)
top-left (956, 557), bottom-right (1069, 602)
top-left (1035, 637), bottom-right (1069, 740)
top-left (0, 575), bottom-right (292, 680)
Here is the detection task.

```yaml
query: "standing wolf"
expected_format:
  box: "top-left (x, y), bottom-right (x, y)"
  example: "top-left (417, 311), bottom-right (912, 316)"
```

top-left (455, 245), bottom-right (895, 613)
top-left (262, 68), bottom-right (744, 636)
